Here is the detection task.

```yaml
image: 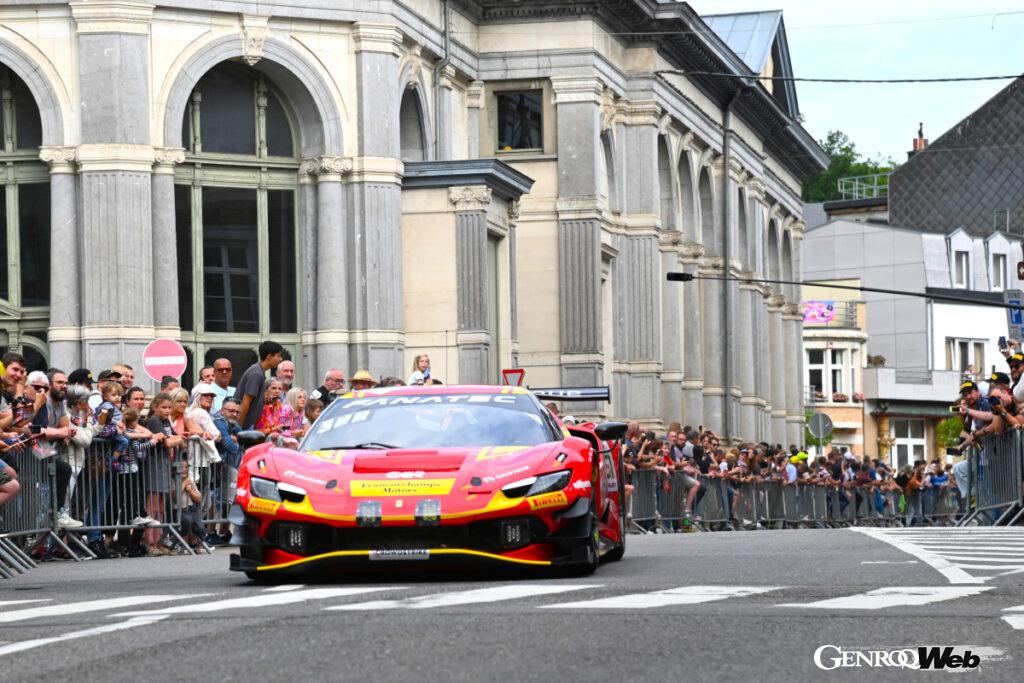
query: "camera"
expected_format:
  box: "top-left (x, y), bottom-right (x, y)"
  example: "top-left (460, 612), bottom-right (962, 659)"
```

top-left (643, 430), bottom-right (656, 442)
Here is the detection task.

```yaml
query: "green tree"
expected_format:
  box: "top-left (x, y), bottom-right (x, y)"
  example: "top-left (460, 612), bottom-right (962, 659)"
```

top-left (935, 417), bottom-right (963, 450)
top-left (801, 130), bottom-right (896, 202)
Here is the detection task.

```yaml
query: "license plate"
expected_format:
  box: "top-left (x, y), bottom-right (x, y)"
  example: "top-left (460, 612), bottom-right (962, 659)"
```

top-left (368, 549), bottom-right (430, 561)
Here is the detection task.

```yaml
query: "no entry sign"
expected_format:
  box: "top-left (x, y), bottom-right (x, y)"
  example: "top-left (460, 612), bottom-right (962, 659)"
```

top-left (142, 338), bottom-right (188, 383)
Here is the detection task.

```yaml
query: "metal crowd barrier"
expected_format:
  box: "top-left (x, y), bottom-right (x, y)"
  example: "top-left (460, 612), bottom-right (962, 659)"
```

top-left (958, 430), bottom-right (1024, 526)
top-left (627, 469), bottom-right (966, 533)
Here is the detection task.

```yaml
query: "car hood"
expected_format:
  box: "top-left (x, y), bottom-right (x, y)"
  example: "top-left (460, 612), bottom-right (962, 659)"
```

top-left (255, 441), bottom-right (571, 517)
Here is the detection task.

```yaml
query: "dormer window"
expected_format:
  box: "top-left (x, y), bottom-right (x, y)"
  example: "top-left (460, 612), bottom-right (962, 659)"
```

top-left (953, 250), bottom-right (970, 288)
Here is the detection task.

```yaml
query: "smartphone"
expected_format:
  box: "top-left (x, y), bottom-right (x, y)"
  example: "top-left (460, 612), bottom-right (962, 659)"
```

top-left (999, 336), bottom-right (1008, 351)
top-left (29, 424), bottom-right (41, 435)
top-left (949, 404), bottom-right (962, 413)
top-left (98, 408), bottom-right (111, 425)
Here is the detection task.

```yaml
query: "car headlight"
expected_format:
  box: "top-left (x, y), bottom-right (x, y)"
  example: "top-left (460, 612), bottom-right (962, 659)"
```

top-left (250, 477), bottom-right (281, 502)
top-left (502, 471), bottom-right (571, 499)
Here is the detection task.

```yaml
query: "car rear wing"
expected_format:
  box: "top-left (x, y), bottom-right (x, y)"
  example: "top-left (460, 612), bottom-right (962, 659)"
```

top-left (529, 386), bottom-right (610, 402)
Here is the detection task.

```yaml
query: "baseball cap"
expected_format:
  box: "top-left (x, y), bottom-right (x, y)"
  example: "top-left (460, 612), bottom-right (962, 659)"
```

top-left (68, 368), bottom-right (94, 385)
top-left (1010, 353), bottom-right (1024, 366)
top-left (959, 380), bottom-right (978, 394)
top-left (990, 371), bottom-right (1011, 386)
top-left (192, 383), bottom-right (217, 396)
top-left (97, 369), bottom-right (122, 381)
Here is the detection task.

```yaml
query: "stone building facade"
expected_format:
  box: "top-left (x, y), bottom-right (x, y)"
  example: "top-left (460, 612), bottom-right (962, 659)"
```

top-left (0, 0), bottom-right (825, 442)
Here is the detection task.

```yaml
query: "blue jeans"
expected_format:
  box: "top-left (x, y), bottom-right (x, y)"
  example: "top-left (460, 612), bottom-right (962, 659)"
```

top-left (86, 474), bottom-right (109, 542)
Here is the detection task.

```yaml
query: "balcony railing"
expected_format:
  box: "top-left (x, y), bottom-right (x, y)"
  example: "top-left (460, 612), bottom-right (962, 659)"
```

top-left (802, 300), bottom-right (859, 329)
top-left (837, 172), bottom-right (890, 200)
top-left (804, 386), bottom-right (864, 407)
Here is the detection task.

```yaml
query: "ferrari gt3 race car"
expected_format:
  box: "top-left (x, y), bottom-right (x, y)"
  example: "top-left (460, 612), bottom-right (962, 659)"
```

top-left (229, 384), bottom-right (628, 580)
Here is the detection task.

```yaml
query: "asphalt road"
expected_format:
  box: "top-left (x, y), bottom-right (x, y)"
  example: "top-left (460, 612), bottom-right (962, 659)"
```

top-left (2, 528), bottom-right (1023, 682)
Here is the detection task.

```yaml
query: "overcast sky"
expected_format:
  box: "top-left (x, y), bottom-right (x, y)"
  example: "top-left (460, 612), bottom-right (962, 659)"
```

top-left (687, 1), bottom-right (1024, 162)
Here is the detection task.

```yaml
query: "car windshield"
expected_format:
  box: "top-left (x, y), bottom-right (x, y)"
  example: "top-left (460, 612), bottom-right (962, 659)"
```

top-left (301, 392), bottom-right (559, 451)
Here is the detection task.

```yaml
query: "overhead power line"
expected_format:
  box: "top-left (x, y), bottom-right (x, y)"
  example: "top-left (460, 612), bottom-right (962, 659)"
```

top-left (657, 69), bottom-right (1024, 84)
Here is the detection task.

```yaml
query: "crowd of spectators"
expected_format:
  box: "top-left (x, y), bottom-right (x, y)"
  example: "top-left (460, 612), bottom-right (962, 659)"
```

top-left (614, 424), bottom-right (962, 529)
top-left (0, 344), bottom-right (443, 560)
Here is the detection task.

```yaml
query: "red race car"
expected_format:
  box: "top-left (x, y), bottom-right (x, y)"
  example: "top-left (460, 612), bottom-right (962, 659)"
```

top-left (228, 384), bottom-right (627, 580)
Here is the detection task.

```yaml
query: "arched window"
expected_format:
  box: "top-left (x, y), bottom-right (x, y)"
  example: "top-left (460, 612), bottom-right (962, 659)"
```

top-left (0, 63), bottom-right (49, 367)
top-left (175, 61), bottom-right (300, 373)
top-left (399, 89), bottom-right (427, 162)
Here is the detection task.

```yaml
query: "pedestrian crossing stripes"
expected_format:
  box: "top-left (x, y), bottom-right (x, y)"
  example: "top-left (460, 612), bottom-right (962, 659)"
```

top-left (0, 581), bottom-right (1018, 658)
top-left (540, 585), bottom-right (780, 609)
top-left (777, 586), bottom-right (991, 610)
top-left (850, 527), bottom-right (1024, 584)
top-left (325, 584), bottom-right (597, 610)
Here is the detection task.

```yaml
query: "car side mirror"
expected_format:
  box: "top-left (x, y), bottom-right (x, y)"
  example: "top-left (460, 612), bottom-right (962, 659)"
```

top-left (594, 421), bottom-right (628, 441)
top-left (236, 430), bottom-right (267, 449)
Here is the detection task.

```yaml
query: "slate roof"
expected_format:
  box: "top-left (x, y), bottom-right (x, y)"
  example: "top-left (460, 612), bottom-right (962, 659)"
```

top-left (888, 77), bottom-right (1024, 238)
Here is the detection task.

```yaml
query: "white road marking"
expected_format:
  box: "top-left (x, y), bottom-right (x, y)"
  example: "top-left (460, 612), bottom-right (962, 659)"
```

top-left (861, 560), bottom-right (919, 565)
top-left (0, 616), bottom-right (168, 657)
top-left (325, 584), bottom-right (599, 611)
top-left (849, 527), bottom-right (986, 584)
top-left (0, 599), bottom-right (51, 608)
top-left (778, 586), bottom-right (991, 610)
top-left (263, 584), bottom-right (305, 592)
top-left (1001, 611), bottom-right (1024, 630)
top-left (117, 587), bottom-right (399, 616)
top-left (954, 564), bottom-right (1024, 570)
top-left (914, 546), bottom-right (1024, 552)
top-left (0, 595), bottom-right (212, 624)
top-left (929, 555), bottom-right (1024, 562)
top-left (541, 585), bottom-right (782, 609)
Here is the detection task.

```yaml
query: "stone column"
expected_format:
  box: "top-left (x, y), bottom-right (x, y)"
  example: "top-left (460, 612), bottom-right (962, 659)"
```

top-left (660, 245), bottom-right (683, 423)
top-left (767, 293), bottom-right (787, 445)
top-left (72, 1), bottom-right (156, 372)
top-left (784, 302), bottom-right (805, 446)
top-left (151, 148), bottom-right (184, 338)
top-left (40, 146), bottom-right (80, 371)
top-left (350, 23), bottom-right (405, 377)
top-left (679, 242), bottom-right (704, 428)
top-left (700, 256), bottom-right (725, 432)
top-left (436, 64), bottom-right (456, 161)
top-left (551, 77), bottom-right (606, 414)
top-left (298, 168), bottom-right (318, 388)
top-left (451, 185), bottom-right (492, 383)
top-left (304, 156), bottom-right (351, 380)
top-left (737, 274), bottom-right (758, 440)
top-left (466, 81), bottom-right (484, 159)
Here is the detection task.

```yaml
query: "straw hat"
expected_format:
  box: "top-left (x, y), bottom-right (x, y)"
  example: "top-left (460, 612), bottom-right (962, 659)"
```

top-left (350, 370), bottom-right (378, 386)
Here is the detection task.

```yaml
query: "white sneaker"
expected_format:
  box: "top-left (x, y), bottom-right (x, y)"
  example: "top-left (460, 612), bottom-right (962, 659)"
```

top-left (58, 512), bottom-right (84, 529)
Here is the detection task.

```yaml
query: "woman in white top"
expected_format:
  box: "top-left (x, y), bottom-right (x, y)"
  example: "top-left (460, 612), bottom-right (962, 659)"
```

top-left (408, 353), bottom-right (431, 385)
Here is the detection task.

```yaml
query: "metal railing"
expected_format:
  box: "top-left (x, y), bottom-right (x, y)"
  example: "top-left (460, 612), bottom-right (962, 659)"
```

top-left (1, 433), bottom-right (248, 576)
top-left (838, 172), bottom-right (890, 200)
top-left (626, 469), bottom-right (964, 533)
top-left (957, 430), bottom-right (1024, 526)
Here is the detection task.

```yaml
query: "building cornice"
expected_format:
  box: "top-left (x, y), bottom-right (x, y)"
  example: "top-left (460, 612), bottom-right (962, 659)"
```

top-left (70, 1), bottom-right (154, 35)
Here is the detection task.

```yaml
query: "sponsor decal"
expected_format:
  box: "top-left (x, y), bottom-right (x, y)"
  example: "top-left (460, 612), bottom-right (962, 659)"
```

top-left (527, 491), bottom-right (569, 510)
top-left (350, 479), bottom-right (455, 497)
top-left (305, 449), bottom-right (345, 464)
top-left (368, 549), bottom-right (430, 561)
top-left (386, 470), bottom-right (426, 479)
top-left (283, 470), bottom-right (328, 486)
top-left (555, 453), bottom-right (568, 463)
top-left (475, 446), bottom-right (529, 462)
top-left (341, 395), bottom-right (518, 409)
top-left (247, 498), bottom-right (281, 516)
top-left (812, 646), bottom-right (982, 671)
top-left (572, 479), bottom-right (592, 491)
top-left (483, 465), bottom-right (531, 484)
top-left (235, 487), bottom-right (247, 499)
